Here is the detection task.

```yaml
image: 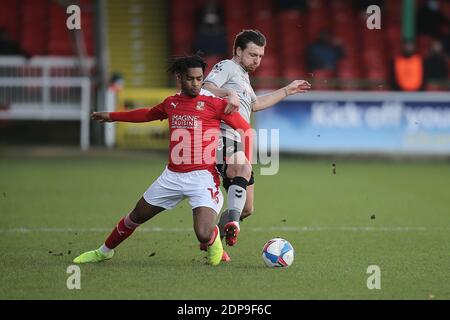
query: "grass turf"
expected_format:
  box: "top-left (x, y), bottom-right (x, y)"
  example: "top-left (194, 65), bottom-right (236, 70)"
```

top-left (0, 149), bottom-right (449, 299)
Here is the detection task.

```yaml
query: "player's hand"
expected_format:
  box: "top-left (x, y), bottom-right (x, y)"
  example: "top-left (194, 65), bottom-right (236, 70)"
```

top-left (91, 112), bottom-right (112, 122)
top-left (224, 90), bottom-right (240, 114)
top-left (284, 80), bottom-right (311, 96)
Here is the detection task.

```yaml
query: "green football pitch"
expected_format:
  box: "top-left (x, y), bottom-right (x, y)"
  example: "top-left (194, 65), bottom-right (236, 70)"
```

top-left (0, 148), bottom-right (449, 300)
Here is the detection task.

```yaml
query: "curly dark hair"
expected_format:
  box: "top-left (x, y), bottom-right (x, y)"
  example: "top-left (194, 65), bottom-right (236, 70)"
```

top-left (167, 53), bottom-right (207, 75)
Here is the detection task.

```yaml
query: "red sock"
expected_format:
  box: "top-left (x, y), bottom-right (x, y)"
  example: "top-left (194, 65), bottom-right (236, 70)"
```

top-left (105, 215), bottom-right (139, 249)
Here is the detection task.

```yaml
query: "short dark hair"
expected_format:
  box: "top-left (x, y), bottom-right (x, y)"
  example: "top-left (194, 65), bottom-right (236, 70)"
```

top-left (168, 54), bottom-right (207, 76)
top-left (233, 29), bottom-right (266, 55)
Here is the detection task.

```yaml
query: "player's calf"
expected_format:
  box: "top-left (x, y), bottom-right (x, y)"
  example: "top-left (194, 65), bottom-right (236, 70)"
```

top-left (227, 176), bottom-right (249, 219)
top-left (241, 205), bottom-right (253, 220)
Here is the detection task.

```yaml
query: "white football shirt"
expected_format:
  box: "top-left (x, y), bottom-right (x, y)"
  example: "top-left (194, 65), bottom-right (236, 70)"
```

top-left (204, 59), bottom-right (256, 142)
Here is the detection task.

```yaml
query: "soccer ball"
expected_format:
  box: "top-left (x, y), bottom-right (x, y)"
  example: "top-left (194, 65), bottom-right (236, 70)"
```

top-left (262, 238), bottom-right (294, 268)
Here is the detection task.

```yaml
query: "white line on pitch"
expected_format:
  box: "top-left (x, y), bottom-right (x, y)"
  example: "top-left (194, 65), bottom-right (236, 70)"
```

top-left (0, 226), bottom-right (448, 233)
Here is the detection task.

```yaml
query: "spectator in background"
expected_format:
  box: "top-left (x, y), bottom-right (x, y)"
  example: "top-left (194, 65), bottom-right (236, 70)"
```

top-left (196, 0), bottom-right (225, 27)
top-left (306, 30), bottom-right (344, 73)
top-left (193, 0), bottom-right (228, 57)
top-left (0, 28), bottom-right (28, 57)
top-left (424, 41), bottom-right (449, 82)
top-left (391, 41), bottom-right (425, 91)
top-left (109, 73), bottom-right (124, 93)
top-left (417, 0), bottom-right (449, 37)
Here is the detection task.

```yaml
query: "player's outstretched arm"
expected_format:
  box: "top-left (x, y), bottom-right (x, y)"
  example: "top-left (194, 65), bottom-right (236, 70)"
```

top-left (91, 107), bottom-right (167, 123)
top-left (252, 79), bottom-right (311, 112)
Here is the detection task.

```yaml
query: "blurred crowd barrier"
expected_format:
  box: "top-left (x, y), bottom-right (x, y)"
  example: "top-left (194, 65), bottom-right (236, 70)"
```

top-left (0, 57), bottom-right (94, 150)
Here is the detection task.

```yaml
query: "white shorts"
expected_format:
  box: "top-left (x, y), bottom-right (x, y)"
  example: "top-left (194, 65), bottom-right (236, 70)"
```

top-left (143, 167), bottom-right (224, 214)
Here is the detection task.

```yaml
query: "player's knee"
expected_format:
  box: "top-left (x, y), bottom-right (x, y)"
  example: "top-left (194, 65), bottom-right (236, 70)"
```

top-left (130, 201), bottom-right (152, 224)
top-left (228, 163), bottom-right (252, 181)
top-left (240, 163), bottom-right (252, 181)
top-left (130, 207), bottom-right (146, 224)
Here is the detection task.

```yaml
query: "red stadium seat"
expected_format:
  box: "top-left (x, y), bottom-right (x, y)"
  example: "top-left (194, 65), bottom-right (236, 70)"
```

top-left (171, 0), bottom-right (195, 55)
top-left (281, 55), bottom-right (304, 73)
top-left (21, 0), bottom-right (48, 55)
top-left (172, 20), bottom-right (195, 55)
top-left (282, 65), bottom-right (307, 80)
top-left (171, 0), bottom-right (195, 19)
top-left (0, 0), bottom-right (21, 41)
top-left (306, 12), bottom-right (330, 43)
top-left (443, 1), bottom-right (450, 19)
top-left (225, 17), bottom-right (252, 52)
top-left (364, 67), bottom-right (389, 91)
top-left (425, 83), bottom-right (448, 91)
top-left (367, 68), bottom-right (388, 80)
top-left (278, 10), bottom-right (302, 29)
top-left (384, 0), bottom-right (401, 26)
top-left (254, 55), bottom-right (280, 90)
top-left (278, 10), bottom-right (304, 61)
top-left (337, 59), bottom-right (359, 73)
top-left (362, 50), bottom-right (386, 67)
top-left (172, 0), bottom-right (412, 91)
top-left (223, 0), bottom-right (247, 21)
top-left (250, 0), bottom-right (273, 14)
top-left (310, 69), bottom-right (335, 90)
top-left (46, 1), bottom-right (94, 56)
top-left (383, 25), bottom-right (402, 57)
top-left (308, 0), bottom-right (327, 11)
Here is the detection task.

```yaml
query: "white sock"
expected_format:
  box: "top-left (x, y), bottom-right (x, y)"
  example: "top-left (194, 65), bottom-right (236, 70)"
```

top-left (99, 244), bottom-right (112, 254)
top-left (227, 177), bottom-right (248, 223)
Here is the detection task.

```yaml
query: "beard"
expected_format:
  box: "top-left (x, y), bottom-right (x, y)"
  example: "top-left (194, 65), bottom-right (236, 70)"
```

top-left (244, 64), bottom-right (258, 73)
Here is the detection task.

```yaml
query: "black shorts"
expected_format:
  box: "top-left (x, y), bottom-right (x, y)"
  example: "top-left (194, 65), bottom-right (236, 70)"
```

top-left (216, 136), bottom-right (255, 191)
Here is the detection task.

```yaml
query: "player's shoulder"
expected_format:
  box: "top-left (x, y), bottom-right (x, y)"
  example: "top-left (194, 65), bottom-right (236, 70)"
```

top-left (210, 59), bottom-right (236, 73)
top-left (155, 93), bottom-right (182, 110)
top-left (163, 92), bottom-right (183, 103)
top-left (166, 92), bottom-right (182, 100)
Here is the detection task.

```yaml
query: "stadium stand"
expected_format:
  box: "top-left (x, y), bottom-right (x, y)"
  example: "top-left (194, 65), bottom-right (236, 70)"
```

top-left (169, 0), bottom-right (450, 91)
top-left (0, 0), bottom-right (448, 93)
top-left (0, 0), bottom-right (93, 57)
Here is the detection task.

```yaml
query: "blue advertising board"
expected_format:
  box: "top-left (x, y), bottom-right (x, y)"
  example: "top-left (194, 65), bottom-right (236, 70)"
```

top-left (254, 92), bottom-right (450, 154)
